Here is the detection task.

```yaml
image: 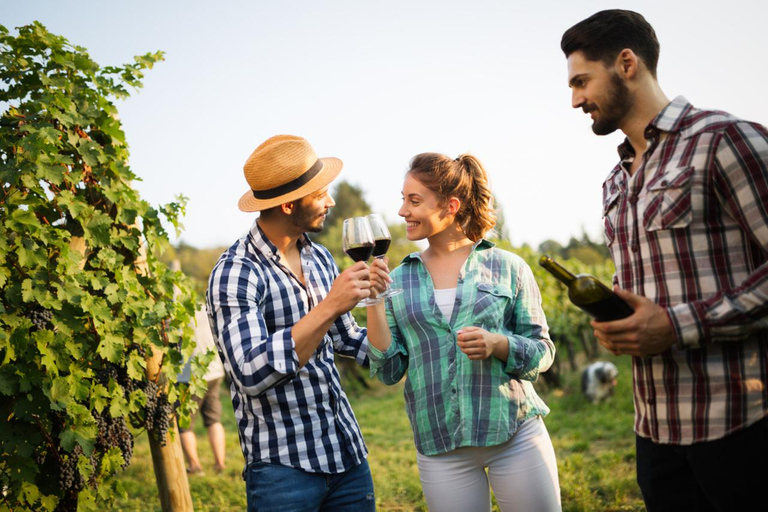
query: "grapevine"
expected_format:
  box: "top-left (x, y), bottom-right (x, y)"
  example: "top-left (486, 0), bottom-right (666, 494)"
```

top-left (0, 22), bottom-right (207, 512)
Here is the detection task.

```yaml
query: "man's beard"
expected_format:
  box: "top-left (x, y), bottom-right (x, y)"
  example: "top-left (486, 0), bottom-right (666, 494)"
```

top-left (590, 72), bottom-right (632, 136)
top-left (292, 201), bottom-right (326, 233)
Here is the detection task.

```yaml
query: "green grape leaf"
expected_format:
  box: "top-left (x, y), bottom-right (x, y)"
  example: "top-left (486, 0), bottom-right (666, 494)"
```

top-left (126, 351), bottom-right (147, 381)
top-left (76, 488), bottom-right (98, 512)
top-left (89, 382), bottom-right (110, 413)
top-left (108, 385), bottom-right (129, 418)
top-left (20, 482), bottom-right (41, 508)
top-left (39, 494), bottom-right (59, 512)
top-left (35, 330), bottom-right (58, 376)
top-left (0, 366), bottom-right (18, 395)
top-left (97, 334), bottom-right (124, 363)
top-left (100, 446), bottom-right (125, 475)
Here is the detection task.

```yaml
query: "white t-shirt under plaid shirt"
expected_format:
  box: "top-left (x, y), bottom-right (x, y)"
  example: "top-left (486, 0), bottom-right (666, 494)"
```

top-left (603, 96), bottom-right (768, 445)
top-left (207, 219), bottom-right (369, 474)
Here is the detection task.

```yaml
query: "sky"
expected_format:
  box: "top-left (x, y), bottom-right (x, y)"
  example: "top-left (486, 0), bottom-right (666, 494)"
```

top-left (4, 0), bottom-right (768, 250)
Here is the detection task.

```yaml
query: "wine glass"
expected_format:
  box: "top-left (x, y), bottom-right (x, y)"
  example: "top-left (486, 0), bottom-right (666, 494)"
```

top-left (342, 217), bottom-right (379, 307)
top-left (366, 213), bottom-right (403, 298)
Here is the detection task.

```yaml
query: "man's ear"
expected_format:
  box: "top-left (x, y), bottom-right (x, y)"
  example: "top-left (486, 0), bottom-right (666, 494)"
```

top-left (281, 202), bottom-right (295, 215)
top-left (616, 48), bottom-right (639, 79)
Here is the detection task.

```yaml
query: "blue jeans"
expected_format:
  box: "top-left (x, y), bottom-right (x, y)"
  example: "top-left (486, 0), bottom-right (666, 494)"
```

top-left (245, 458), bottom-right (376, 512)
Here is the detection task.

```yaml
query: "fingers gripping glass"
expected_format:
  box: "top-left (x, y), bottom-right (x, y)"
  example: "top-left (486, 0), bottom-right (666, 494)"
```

top-left (342, 217), bottom-right (380, 307)
top-left (366, 213), bottom-right (402, 298)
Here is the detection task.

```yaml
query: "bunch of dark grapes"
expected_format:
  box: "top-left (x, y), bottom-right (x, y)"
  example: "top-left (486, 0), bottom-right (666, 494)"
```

top-left (95, 365), bottom-right (119, 387)
top-left (127, 342), bottom-right (147, 358)
top-left (95, 363), bottom-right (138, 395)
top-left (59, 445), bottom-right (84, 493)
top-left (144, 380), bottom-right (159, 432)
top-left (93, 409), bottom-right (134, 469)
top-left (153, 391), bottom-right (173, 447)
top-left (143, 380), bottom-right (174, 447)
top-left (27, 308), bottom-right (53, 331)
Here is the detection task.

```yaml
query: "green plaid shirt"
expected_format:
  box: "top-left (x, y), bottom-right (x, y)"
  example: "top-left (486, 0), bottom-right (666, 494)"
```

top-left (369, 240), bottom-right (555, 456)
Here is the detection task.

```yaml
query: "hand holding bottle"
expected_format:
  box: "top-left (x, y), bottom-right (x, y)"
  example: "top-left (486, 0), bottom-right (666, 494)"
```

top-left (591, 286), bottom-right (676, 357)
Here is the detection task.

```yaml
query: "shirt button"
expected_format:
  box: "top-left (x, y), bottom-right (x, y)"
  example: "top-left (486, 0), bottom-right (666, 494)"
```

top-left (629, 195), bottom-right (638, 204)
top-left (631, 244), bottom-right (639, 252)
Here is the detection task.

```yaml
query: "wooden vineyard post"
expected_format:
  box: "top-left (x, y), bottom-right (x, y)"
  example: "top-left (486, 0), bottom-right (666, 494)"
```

top-left (145, 351), bottom-right (194, 512)
top-left (135, 241), bottom-right (194, 512)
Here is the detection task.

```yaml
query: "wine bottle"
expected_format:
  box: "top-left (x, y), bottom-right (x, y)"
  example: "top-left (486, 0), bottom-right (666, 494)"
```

top-left (539, 255), bottom-right (633, 322)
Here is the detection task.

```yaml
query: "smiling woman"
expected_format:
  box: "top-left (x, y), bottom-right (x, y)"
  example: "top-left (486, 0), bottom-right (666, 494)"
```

top-left (366, 151), bottom-right (562, 512)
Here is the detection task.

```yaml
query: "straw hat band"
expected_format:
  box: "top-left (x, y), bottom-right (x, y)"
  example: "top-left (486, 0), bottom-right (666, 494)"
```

top-left (252, 158), bottom-right (323, 200)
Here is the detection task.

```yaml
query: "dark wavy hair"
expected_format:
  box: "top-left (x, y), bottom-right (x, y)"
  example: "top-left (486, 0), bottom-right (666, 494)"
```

top-left (561, 9), bottom-right (660, 77)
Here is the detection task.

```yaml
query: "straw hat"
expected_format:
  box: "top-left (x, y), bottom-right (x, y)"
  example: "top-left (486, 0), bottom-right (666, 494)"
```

top-left (238, 135), bottom-right (343, 212)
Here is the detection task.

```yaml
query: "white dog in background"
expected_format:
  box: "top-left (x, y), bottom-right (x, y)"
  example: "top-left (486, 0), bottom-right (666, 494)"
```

top-left (582, 361), bottom-right (619, 403)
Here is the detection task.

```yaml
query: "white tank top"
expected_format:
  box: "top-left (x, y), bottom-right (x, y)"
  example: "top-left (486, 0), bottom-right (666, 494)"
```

top-left (433, 287), bottom-right (457, 319)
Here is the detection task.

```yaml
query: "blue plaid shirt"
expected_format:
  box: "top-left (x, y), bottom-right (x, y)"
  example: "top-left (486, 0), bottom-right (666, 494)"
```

top-left (206, 219), bottom-right (369, 474)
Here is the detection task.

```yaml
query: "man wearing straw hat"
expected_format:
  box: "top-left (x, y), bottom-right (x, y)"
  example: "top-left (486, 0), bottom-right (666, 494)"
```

top-left (207, 135), bottom-right (387, 511)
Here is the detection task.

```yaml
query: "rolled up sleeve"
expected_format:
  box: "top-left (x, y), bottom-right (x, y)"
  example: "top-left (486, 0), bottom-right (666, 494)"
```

top-left (208, 254), bottom-right (299, 397)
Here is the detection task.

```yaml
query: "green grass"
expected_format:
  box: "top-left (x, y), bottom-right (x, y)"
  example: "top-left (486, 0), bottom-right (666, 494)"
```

top-left (113, 355), bottom-right (644, 511)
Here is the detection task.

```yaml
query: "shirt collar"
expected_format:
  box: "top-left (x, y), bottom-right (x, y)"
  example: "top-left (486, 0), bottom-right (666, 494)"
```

top-left (616, 95), bottom-right (692, 162)
top-left (401, 238), bottom-right (495, 264)
top-left (248, 218), bottom-right (313, 261)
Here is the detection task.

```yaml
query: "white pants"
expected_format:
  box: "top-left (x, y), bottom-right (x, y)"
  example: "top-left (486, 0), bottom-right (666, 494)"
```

top-left (416, 416), bottom-right (561, 512)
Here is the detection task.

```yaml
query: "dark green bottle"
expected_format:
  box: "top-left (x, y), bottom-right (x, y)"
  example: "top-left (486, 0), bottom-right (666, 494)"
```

top-left (539, 255), bottom-right (634, 322)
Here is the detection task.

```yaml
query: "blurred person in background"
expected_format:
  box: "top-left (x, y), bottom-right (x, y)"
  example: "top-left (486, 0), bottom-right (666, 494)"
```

top-left (178, 306), bottom-right (227, 475)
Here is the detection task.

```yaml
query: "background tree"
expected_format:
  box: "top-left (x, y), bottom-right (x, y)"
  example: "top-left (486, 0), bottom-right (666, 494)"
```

top-left (491, 196), bottom-right (511, 242)
top-left (159, 242), bottom-right (228, 298)
top-left (0, 23), bottom-right (205, 511)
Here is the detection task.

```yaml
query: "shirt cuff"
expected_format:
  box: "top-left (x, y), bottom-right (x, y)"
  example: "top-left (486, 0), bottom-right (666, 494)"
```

top-left (268, 326), bottom-right (299, 374)
top-left (667, 303), bottom-right (707, 349)
top-left (367, 341), bottom-right (400, 374)
top-left (503, 336), bottom-right (534, 379)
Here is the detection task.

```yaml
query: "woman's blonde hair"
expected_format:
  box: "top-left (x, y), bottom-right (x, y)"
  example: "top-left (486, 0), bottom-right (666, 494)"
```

top-left (407, 152), bottom-right (496, 241)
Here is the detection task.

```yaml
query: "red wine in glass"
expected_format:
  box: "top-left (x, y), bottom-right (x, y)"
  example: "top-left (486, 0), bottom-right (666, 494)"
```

top-left (372, 239), bottom-right (391, 257)
top-left (342, 217), bottom-right (380, 306)
top-left (346, 243), bottom-right (375, 262)
top-left (366, 214), bottom-right (403, 298)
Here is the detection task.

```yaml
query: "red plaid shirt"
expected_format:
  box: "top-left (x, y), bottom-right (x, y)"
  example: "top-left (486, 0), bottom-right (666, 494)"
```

top-left (603, 96), bottom-right (768, 445)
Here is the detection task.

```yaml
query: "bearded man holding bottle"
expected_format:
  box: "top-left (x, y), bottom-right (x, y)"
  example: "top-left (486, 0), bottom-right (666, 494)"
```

top-left (561, 9), bottom-right (768, 512)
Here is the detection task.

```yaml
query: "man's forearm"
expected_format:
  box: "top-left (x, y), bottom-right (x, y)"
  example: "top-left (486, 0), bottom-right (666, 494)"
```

top-left (292, 299), bottom-right (342, 366)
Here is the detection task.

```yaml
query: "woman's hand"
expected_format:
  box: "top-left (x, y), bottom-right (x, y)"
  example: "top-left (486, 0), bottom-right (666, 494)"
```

top-left (368, 256), bottom-right (392, 299)
top-left (457, 326), bottom-right (508, 361)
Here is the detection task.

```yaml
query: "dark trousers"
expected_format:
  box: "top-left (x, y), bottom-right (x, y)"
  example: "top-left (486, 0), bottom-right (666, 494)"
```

top-left (636, 415), bottom-right (767, 512)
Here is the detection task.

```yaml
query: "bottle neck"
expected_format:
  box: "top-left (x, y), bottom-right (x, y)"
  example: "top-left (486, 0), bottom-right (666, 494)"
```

top-left (539, 255), bottom-right (577, 286)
